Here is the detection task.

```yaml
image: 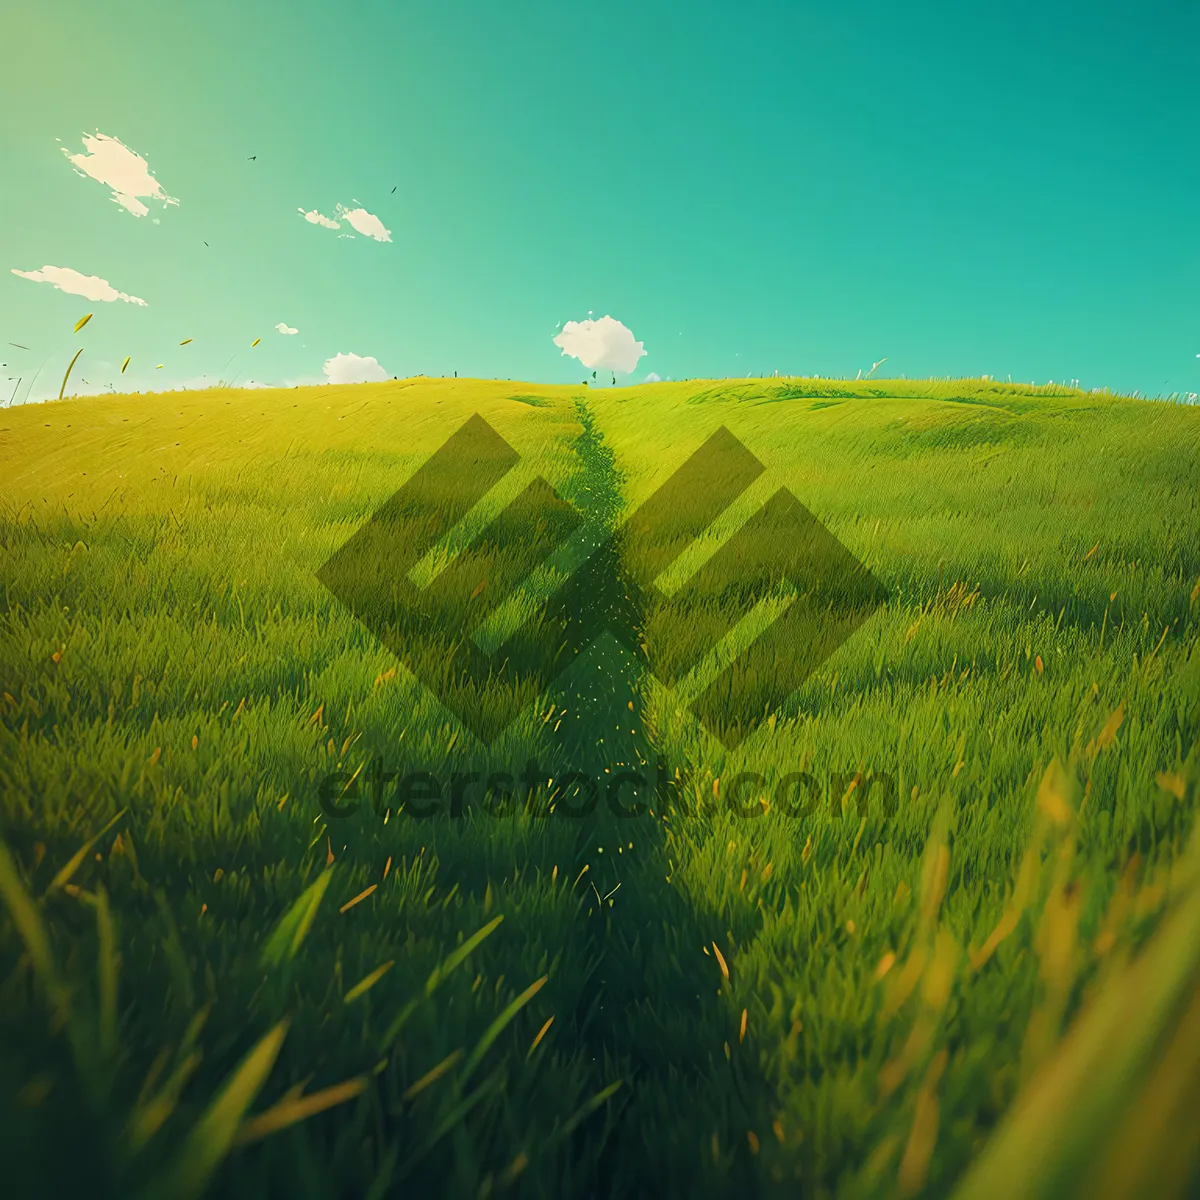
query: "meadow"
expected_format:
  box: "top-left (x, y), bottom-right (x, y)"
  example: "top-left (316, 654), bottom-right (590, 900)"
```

top-left (1, 373), bottom-right (1198, 1199)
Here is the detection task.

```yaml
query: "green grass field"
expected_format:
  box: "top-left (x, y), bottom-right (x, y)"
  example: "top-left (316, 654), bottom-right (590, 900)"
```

top-left (1, 375), bottom-right (1199, 1199)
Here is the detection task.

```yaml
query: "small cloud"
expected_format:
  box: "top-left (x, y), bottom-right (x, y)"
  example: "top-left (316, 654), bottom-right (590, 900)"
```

top-left (299, 207), bottom-right (340, 229)
top-left (553, 315), bottom-right (647, 374)
top-left (63, 132), bottom-right (178, 217)
top-left (645, 372), bottom-right (661, 382)
top-left (11, 264), bottom-right (147, 305)
top-left (323, 351), bottom-right (388, 384)
top-left (275, 322), bottom-right (298, 335)
top-left (335, 204), bottom-right (391, 242)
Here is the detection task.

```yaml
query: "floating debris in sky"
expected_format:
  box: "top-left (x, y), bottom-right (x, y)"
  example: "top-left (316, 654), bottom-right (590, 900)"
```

top-left (73, 313), bottom-right (92, 333)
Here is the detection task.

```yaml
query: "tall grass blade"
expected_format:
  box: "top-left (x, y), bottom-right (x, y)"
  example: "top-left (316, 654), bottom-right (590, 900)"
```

top-left (260, 869), bottom-right (333, 968)
top-left (153, 1020), bottom-right (289, 1200)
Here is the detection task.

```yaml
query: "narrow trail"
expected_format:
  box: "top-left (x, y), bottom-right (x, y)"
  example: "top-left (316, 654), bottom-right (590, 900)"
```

top-left (546, 399), bottom-right (773, 1198)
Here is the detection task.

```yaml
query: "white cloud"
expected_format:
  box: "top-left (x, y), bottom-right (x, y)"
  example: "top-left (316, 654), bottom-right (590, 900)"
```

top-left (299, 203), bottom-right (391, 242)
top-left (323, 351), bottom-right (388, 384)
top-left (645, 372), bottom-right (661, 382)
top-left (275, 322), bottom-right (298, 335)
top-left (299, 207), bottom-right (340, 229)
top-left (553, 315), bottom-right (647, 374)
top-left (335, 204), bottom-right (391, 242)
top-left (63, 132), bottom-right (178, 217)
top-left (11, 264), bottom-right (147, 305)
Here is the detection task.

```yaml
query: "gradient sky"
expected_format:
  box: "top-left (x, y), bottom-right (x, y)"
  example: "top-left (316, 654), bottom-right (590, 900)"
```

top-left (2, 0), bottom-right (1198, 403)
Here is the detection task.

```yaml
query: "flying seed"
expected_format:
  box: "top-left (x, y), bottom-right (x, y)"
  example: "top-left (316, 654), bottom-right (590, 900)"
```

top-left (120, 356), bottom-right (130, 373)
top-left (73, 313), bottom-right (93, 333)
top-left (712, 942), bottom-right (729, 980)
top-left (339, 884), bottom-right (377, 914)
top-left (180, 338), bottom-right (193, 345)
top-left (528, 1016), bottom-right (554, 1057)
top-left (251, 338), bottom-right (261, 347)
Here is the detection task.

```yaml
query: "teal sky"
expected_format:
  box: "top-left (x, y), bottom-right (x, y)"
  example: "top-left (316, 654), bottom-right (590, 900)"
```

top-left (2, 0), bottom-right (1198, 402)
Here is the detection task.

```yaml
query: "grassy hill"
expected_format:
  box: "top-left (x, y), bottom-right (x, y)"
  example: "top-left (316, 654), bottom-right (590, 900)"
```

top-left (1, 376), bottom-right (1199, 1199)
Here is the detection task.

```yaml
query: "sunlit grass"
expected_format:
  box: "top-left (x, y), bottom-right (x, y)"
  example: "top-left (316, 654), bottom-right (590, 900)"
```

top-left (0, 373), bottom-right (1198, 1198)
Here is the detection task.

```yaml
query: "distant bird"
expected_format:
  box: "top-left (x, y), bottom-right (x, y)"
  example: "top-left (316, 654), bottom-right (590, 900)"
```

top-left (391, 186), bottom-right (396, 193)
top-left (248, 155), bottom-right (256, 160)
top-left (204, 241), bottom-right (209, 247)
top-left (9, 342), bottom-right (29, 350)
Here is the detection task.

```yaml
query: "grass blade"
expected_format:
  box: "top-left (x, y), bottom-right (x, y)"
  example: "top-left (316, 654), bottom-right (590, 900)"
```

top-left (425, 915), bottom-right (503, 995)
top-left (48, 808), bottom-right (128, 893)
top-left (558, 1080), bottom-right (624, 1140)
top-left (0, 839), bottom-right (66, 1022)
top-left (401, 1048), bottom-right (464, 1101)
top-left (261, 869), bottom-right (333, 968)
top-left (154, 1020), bottom-right (289, 1200)
top-left (58, 347), bottom-right (83, 401)
top-left (234, 1075), bottom-right (369, 1146)
top-left (459, 975), bottom-right (547, 1083)
top-left (95, 885), bottom-right (119, 1059)
top-left (951, 850), bottom-right (1200, 1200)
top-left (344, 959), bottom-right (395, 1004)
top-left (127, 1050), bottom-right (204, 1152)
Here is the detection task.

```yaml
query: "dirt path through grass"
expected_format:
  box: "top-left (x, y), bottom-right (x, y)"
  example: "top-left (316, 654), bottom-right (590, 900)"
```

top-left (544, 399), bottom-right (773, 1197)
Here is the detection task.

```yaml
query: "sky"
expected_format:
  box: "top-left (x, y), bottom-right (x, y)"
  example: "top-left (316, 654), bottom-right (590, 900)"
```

top-left (1, 0), bottom-right (1198, 404)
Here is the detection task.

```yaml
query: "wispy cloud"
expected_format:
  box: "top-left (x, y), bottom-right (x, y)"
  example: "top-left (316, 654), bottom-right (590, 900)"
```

top-left (11, 264), bottom-right (147, 305)
top-left (275, 322), bottom-right (298, 335)
top-left (553, 315), bottom-right (647, 374)
top-left (299, 207), bottom-right (340, 229)
top-left (323, 351), bottom-right (389, 384)
top-left (63, 132), bottom-right (178, 218)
